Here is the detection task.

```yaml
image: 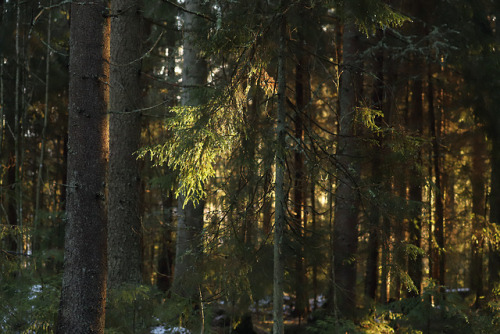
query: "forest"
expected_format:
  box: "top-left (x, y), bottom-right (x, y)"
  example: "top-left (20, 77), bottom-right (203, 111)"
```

top-left (1, 0), bottom-right (500, 333)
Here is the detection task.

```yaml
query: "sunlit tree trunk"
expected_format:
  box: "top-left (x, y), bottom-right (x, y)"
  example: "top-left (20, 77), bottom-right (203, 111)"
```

top-left (333, 20), bottom-right (363, 315)
top-left (107, 0), bottom-right (144, 289)
top-left (57, 1), bottom-right (109, 332)
top-left (470, 127), bottom-right (486, 305)
top-left (427, 68), bottom-right (445, 286)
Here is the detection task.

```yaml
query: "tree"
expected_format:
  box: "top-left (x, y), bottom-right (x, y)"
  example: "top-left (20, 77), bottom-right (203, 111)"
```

top-left (333, 18), bottom-right (363, 315)
top-left (107, 0), bottom-right (144, 289)
top-left (172, 0), bottom-right (208, 302)
top-left (273, 1), bottom-right (287, 332)
top-left (57, 0), bottom-right (109, 332)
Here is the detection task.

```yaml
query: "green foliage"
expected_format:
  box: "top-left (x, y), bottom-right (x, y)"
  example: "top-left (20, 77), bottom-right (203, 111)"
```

top-left (306, 314), bottom-right (394, 334)
top-left (356, 106), bottom-right (384, 132)
top-left (0, 258), bottom-right (61, 333)
top-left (105, 284), bottom-right (163, 334)
top-left (334, 0), bottom-right (410, 35)
top-left (153, 292), bottom-right (210, 333)
top-left (386, 283), bottom-right (471, 334)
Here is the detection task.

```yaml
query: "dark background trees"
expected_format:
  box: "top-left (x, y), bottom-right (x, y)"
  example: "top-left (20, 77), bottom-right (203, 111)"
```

top-left (1, 0), bottom-right (500, 333)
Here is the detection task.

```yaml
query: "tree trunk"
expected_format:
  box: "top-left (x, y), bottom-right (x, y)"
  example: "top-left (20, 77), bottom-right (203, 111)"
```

top-left (489, 133), bottom-right (500, 292)
top-left (365, 38), bottom-right (384, 301)
top-left (34, 2), bottom-right (52, 254)
top-left (273, 5), bottom-right (287, 333)
top-left (470, 127), bottom-right (486, 305)
top-left (107, 0), bottom-right (144, 289)
top-left (57, 1), bottom-right (109, 332)
top-left (293, 40), bottom-right (310, 321)
top-left (427, 68), bottom-right (445, 286)
top-left (333, 21), bottom-right (363, 315)
top-left (172, 0), bottom-right (207, 301)
top-left (407, 64), bottom-right (423, 296)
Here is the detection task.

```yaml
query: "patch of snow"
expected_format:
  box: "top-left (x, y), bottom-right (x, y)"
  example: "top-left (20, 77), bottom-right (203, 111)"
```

top-left (29, 284), bottom-right (43, 300)
top-left (151, 326), bottom-right (191, 334)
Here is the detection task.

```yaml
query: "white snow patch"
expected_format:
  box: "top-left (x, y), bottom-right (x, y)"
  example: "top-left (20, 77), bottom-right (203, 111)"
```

top-left (151, 326), bottom-right (191, 334)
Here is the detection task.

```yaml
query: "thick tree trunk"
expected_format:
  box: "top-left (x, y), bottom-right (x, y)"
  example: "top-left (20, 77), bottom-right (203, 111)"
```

top-left (172, 0), bottom-right (207, 301)
top-left (107, 0), bottom-right (144, 289)
top-left (333, 21), bottom-right (363, 315)
top-left (57, 1), bottom-right (109, 332)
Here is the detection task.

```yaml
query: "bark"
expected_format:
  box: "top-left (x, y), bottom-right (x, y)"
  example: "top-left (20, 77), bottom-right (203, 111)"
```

top-left (172, 0), bottom-right (207, 301)
top-left (365, 40), bottom-right (384, 301)
top-left (157, 190), bottom-right (175, 291)
top-left (470, 128), bottom-right (486, 305)
top-left (333, 21), bottom-right (363, 315)
top-left (293, 39), bottom-right (311, 320)
top-left (57, 1), bottom-right (109, 332)
top-left (407, 65), bottom-right (423, 296)
top-left (14, 0), bottom-right (22, 254)
top-left (273, 6), bottom-right (287, 334)
top-left (157, 7), bottom-right (179, 292)
top-left (489, 133), bottom-right (500, 291)
top-left (34, 3), bottom-right (52, 254)
top-left (427, 69), bottom-right (445, 286)
top-left (107, 0), bottom-right (144, 289)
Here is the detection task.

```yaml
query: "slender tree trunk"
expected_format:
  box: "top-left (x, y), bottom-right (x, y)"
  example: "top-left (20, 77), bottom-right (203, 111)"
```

top-left (333, 20), bottom-right (363, 315)
top-left (172, 0), bottom-right (207, 302)
top-left (14, 0), bottom-right (22, 255)
top-left (427, 69), bottom-right (445, 286)
top-left (293, 42), bottom-right (310, 320)
top-left (157, 190), bottom-right (175, 291)
top-left (157, 5), bottom-right (179, 292)
top-left (470, 127), bottom-right (486, 305)
top-left (407, 67), bottom-right (423, 296)
top-left (57, 1), bottom-right (109, 332)
top-left (365, 40), bottom-right (384, 301)
top-left (273, 5), bottom-right (287, 333)
top-left (107, 0), bottom-right (144, 289)
top-left (34, 2), bottom-right (52, 254)
top-left (489, 133), bottom-right (500, 292)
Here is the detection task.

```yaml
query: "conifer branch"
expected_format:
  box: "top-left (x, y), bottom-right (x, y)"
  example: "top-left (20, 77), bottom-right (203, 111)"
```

top-left (162, 0), bottom-right (215, 23)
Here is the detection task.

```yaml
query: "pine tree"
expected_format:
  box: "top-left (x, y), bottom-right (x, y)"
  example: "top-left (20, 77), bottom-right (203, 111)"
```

top-left (57, 1), bottom-right (109, 332)
top-left (107, 0), bottom-right (144, 289)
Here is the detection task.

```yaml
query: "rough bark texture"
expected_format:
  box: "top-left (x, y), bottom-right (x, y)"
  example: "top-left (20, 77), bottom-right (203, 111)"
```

top-left (57, 1), bottom-right (109, 332)
top-left (107, 0), bottom-right (143, 289)
top-left (333, 21), bottom-right (362, 315)
top-left (172, 0), bottom-right (207, 300)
